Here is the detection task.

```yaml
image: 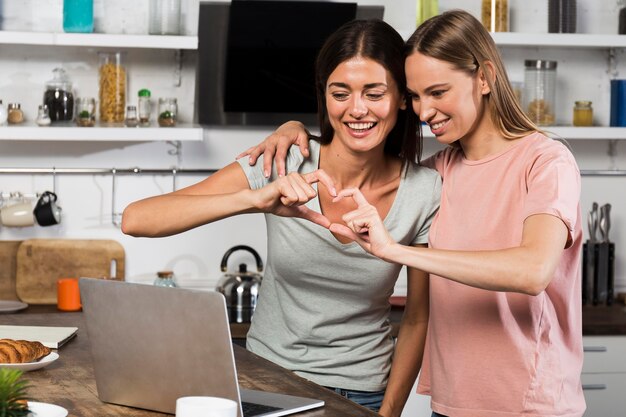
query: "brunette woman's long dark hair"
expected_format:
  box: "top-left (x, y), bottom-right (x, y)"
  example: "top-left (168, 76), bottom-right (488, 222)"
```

top-left (315, 19), bottom-right (422, 164)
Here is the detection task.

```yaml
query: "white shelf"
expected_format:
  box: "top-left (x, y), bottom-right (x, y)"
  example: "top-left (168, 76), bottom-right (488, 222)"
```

top-left (491, 32), bottom-right (626, 49)
top-left (422, 126), bottom-right (626, 140)
top-left (400, 30), bottom-right (626, 49)
top-left (0, 122), bottom-right (204, 141)
top-left (0, 31), bottom-right (197, 49)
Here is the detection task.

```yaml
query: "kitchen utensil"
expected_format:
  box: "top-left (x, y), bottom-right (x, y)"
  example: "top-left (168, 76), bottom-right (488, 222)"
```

top-left (599, 204), bottom-right (614, 305)
top-left (33, 191), bottom-right (62, 226)
top-left (1, 200), bottom-right (34, 227)
top-left (599, 204), bottom-right (611, 242)
top-left (588, 202), bottom-right (599, 242)
top-left (0, 241), bottom-right (22, 301)
top-left (216, 245), bottom-right (263, 324)
top-left (15, 239), bottom-right (125, 304)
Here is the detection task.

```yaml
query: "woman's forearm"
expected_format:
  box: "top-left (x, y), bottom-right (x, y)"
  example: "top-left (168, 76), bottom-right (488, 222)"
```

top-left (121, 189), bottom-right (259, 238)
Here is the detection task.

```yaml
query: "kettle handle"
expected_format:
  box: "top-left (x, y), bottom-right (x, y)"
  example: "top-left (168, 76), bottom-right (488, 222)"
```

top-left (220, 245), bottom-right (263, 272)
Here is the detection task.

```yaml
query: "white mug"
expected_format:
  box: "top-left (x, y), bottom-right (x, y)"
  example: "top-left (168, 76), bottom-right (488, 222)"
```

top-left (0, 201), bottom-right (34, 227)
top-left (175, 396), bottom-right (238, 417)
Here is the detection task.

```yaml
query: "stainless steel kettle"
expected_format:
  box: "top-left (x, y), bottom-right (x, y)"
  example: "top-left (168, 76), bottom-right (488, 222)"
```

top-left (216, 245), bottom-right (263, 323)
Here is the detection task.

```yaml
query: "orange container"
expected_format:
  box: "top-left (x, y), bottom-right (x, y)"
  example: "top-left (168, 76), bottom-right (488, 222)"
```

top-left (57, 278), bottom-right (82, 311)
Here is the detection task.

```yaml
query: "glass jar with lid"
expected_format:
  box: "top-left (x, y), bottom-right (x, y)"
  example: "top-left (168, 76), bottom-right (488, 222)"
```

top-left (573, 101), bottom-right (593, 126)
top-left (44, 68), bottom-right (75, 122)
top-left (154, 271), bottom-right (178, 288)
top-left (7, 103), bottom-right (24, 124)
top-left (75, 97), bottom-right (96, 127)
top-left (125, 105), bottom-right (139, 127)
top-left (98, 52), bottom-right (127, 124)
top-left (523, 59), bottom-right (557, 126)
top-left (158, 98), bottom-right (178, 127)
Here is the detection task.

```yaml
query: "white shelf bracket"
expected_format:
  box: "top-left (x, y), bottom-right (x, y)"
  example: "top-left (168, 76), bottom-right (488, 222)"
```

top-left (607, 47), bottom-right (619, 78)
top-left (174, 50), bottom-right (184, 87)
top-left (608, 139), bottom-right (619, 170)
top-left (166, 140), bottom-right (183, 167)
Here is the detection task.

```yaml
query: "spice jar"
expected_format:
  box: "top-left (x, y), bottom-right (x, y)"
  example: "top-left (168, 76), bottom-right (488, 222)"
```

top-left (44, 68), bottom-right (74, 122)
top-left (481, 0), bottom-right (508, 32)
top-left (98, 52), bottom-right (127, 124)
top-left (125, 105), bottom-right (139, 127)
top-left (75, 97), bottom-right (96, 127)
top-left (158, 98), bottom-right (177, 127)
top-left (138, 89), bottom-right (151, 126)
top-left (573, 101), bottom-right (593, 127)
top-left (523, 60), bottom-right (557, 126)
top-left (153, 271), bottom-right (178, 288)
top-left (7, 103), bottom-right (24, 124)
top-left (36, 105), bottom-right (52, 126)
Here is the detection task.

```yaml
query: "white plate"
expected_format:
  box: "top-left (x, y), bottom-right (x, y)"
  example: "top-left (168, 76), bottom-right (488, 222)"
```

top-left (27, 401), bottom-right (68, 417)
top-left (0, 352), bottom-right (59, 371)
top-left (0, 300), bottom-right (28, 313)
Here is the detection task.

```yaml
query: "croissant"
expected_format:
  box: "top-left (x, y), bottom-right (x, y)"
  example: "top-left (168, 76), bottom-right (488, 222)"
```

top-left (0, 339), bottom-right (51, 363)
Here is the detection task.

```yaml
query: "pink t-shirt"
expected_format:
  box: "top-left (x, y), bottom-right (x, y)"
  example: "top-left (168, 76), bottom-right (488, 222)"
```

top-left (418, 133), bottom-right (585, 417)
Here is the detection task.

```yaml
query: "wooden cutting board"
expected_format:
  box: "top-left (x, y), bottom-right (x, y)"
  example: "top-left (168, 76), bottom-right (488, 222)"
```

top-left (0, 241), bottom-right (22, 301)
top-left (16, 239), bottom-right (125, 304)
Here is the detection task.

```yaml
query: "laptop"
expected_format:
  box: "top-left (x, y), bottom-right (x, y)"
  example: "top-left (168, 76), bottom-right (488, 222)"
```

top-left (79, 278), bottom-right (324, 417)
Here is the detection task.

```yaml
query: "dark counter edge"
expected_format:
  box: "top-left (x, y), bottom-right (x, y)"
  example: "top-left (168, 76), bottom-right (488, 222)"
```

top-left (16, 303), bottom-right (626, 336)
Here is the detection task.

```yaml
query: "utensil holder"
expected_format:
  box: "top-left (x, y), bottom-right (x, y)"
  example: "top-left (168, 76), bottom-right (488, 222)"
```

top-left (582, 240), bottom-right (615, 306)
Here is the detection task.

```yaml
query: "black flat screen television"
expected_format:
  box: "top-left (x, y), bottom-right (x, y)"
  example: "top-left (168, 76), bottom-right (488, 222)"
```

top-left (196, 1), bottom-right (385, 126)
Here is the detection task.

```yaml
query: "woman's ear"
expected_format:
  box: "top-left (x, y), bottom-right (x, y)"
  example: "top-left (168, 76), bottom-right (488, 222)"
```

top-left (479, 61), bottom-right (496, 95)
top-left (400, 97), bottom-right (407, 110)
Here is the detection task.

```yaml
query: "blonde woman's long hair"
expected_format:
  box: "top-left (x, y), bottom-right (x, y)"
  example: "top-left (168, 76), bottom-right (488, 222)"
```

top-left (406, 9), bottom-right (540, 139)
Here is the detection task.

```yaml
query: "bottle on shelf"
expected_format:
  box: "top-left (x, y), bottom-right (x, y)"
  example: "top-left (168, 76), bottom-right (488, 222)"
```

top-left (36, 105), bottom-right (52, 126)
top-left (148, 0), bottom-right (182, 35)
top-left (63, 0), bottom-right (94, 33)
top-left (154, 271), bottom-right (178, 288)
top-left (138, 89), bottom-right (152, 127)
top-left (620, 0), bottom-right (626, 35)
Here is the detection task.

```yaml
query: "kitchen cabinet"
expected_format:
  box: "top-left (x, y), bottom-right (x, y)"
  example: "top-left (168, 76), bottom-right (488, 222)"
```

top-left (0, 31), bottom-right (202, 142)
top-left (582, 336), bottom-right (626, 417)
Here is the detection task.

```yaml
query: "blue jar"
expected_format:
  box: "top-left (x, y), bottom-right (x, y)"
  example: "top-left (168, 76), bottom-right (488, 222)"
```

top-left (63, 0), bottom-right (94, 33)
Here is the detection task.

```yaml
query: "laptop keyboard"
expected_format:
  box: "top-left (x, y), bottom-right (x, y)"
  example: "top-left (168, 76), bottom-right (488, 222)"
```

top-left (242, 401), bottom-right (282, 417)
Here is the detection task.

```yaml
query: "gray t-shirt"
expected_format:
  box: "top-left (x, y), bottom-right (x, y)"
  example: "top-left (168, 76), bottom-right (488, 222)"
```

top-left (237, 141), bottom-right (441, 391)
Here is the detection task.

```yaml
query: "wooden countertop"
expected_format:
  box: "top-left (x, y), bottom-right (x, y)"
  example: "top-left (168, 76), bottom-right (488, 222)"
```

top-left (3, 309), bottom-right (379, 417)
